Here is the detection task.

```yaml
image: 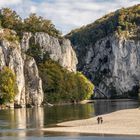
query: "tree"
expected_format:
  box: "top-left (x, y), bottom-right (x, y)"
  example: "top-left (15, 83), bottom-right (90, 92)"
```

top-left (24, 13), bottom-right (43, 33)
top-left (0, 67), bottom-right (17, 104)
top-left (39, 60), bottom-right (94, 104)
top-left (76, 72), bottom-right (94, 101)
top-left (24, 13), bottom-right (61, 37)
top-left (0, 8), bottom-right (22, 31)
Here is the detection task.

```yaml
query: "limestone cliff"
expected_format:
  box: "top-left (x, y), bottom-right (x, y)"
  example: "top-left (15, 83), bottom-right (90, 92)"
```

top-left (0, 29), bottom-right (44, 107)
top-left (30, 32), bottom-right (77, 72)
top-left (0, 29), bottom-right (77, 107)
top-left (81, 33), bottom-right (140, 97)
top-left (69, 32), bottom-right (140, 98)
top-left (67, 5), bottom-right (140, 98)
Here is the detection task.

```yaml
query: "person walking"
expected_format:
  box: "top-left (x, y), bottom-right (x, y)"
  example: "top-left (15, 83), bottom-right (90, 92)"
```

top-left (100, 117), bottom-right (103, 124)
top-left (97, 117), bottom-right (100, 124)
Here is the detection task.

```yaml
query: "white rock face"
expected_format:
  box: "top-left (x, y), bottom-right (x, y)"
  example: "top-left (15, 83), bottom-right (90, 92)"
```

top-left (0, 40), bottom-right (26, 106)
top-left (81, 33), bottom-right (140, 97)
top-left (0, 31), bottom-right (43, 107)
top-left (24, 56), bottom-right (44, 106)
top-left (21, 32), bottom-right (32, 52)
top-left (0, 30), bottom-right (77, 106)
top-left (33, 32), bottom-right (78, 72)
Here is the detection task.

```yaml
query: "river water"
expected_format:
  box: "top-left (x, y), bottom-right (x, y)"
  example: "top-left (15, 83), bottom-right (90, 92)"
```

top-left (0, 99), bottom-right (139, 140)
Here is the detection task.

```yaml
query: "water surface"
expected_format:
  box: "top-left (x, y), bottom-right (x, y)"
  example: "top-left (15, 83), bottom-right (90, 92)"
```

top-left (0, 99), bottom-right (139, 139)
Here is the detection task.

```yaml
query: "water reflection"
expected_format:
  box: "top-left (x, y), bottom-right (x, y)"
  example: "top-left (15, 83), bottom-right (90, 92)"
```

top-left (94, 99), bottom-right (139, 115)
top-left (0, 99), bottom-right (139, 138)
top-left (15, 109), bottom-right (26, 129)
top-left (0, 100), bottom-right (139, 130)
top-left (26, 107), bottom-right (44, 128)
top-left (43, 104), bottom-right (94, 126)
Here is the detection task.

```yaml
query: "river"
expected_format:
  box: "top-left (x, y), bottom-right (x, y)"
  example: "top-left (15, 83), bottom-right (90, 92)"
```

top-left (0, 99), bottom-right (139, 140)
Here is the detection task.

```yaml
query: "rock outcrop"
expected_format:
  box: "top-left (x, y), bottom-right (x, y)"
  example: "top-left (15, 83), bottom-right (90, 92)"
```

top-left (24, 56), bottom-right (44, 106)
top-left (83, 33), bottom-right (140, 97)
top-left (67, 5), bottom-right (140, 98)
top-left (22, 32), bottom-right (78, 72)
top-left (0, 31), bottom-right (44, 107)
top-left (0, 29), bottom-right (78, 107)
top-left (69, 32), bottom-right (140, 98)
top-left (33, 32), bottom-right (78, 72)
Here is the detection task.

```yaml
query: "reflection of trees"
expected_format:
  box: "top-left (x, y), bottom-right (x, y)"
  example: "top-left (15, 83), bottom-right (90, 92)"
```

top-left (44, 104), bottom-right (95, 125)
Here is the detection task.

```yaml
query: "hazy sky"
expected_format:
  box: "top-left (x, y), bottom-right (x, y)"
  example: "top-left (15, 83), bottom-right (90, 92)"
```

top-left (0, 0), bottom-right (140, 34)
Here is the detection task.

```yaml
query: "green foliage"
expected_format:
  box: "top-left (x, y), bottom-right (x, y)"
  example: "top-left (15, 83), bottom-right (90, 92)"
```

top-left (66, 4), bottom-right (140, 48)
top-left (0, 29), bottom-right (19, 43)
top-left (27, 40), bottom-right (94, 103)
top-left (26, 42), bottom-right (43, 63)
top-left (0, 8), bottom-right (61, 38)
top-left (0, 67), bottom-right (17, 104)
top-left (26, 37), bottom-right (51, 63)
top-left (39, 60), bottom-right (94, 104)
top-left (24, 13), bottom-right (61, 37)
top-left (0, 8), bottom-right (22, 32)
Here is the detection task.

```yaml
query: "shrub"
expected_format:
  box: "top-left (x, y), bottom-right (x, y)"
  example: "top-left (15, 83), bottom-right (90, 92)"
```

top-left (0, 67), bottom-right (17, 104)
top-left (39, 60), bottom-right (94, 104)
top-left (0, 29), bottom-right (19, 43)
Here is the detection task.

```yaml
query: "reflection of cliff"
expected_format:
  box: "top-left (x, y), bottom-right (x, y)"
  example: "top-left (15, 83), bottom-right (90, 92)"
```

top-left (1, 108), bottom-right (44, 137)
top-left (15, 109), bottom-right (26, 129)
top-left (26, 107), bottom-right (44, 128)
top-left (14, 109), bottom-right (26, 137)
top-left (8, 108), bottom-right (44, 129)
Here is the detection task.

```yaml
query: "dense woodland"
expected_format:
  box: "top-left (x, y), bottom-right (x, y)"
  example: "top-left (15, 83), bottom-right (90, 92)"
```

top-left (0, 8), bottom-right (94, 104)
top-left (66, 4), bottom-right (140, 47)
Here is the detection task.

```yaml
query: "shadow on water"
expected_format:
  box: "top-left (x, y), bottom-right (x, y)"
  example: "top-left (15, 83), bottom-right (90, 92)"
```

top-left (0, 99), bottom-right (139, 139)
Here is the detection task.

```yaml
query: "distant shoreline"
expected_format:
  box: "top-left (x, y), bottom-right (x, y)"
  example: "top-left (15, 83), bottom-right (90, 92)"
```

top-left (46, 98), bottom-right (138, 106)
top-left (42, 108), bottom-right (140, 136)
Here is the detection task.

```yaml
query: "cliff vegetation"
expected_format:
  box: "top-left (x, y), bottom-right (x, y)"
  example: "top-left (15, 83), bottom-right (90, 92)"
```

top-left (0, 8), bottom-right (61, 38)
top-left (66, 4), bottom-right (140, 47)
top-left (0, 67), bottom-right (17, 104)
top-left (39, 59), bottom-right (94, 104)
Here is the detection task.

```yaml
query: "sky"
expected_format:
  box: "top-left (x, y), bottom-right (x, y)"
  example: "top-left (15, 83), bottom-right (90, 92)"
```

top-left (0, 0), bottom-right (140, 34)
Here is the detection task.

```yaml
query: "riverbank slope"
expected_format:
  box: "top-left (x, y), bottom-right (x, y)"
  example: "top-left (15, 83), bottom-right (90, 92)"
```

top-left (42, 108), bottom-right (140, 136)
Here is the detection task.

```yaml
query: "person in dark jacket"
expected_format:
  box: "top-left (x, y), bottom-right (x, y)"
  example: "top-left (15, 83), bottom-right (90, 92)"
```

top-left (97, 117), bottom-right (100, 124)
top-left (100, 117), bottom-right (103, 124)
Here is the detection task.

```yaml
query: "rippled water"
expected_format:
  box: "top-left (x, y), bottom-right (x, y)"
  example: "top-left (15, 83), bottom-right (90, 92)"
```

top-left (0, 99), bottom-right (139, 139)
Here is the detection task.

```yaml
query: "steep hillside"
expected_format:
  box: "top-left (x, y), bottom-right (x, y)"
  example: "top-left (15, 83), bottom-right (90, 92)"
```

top-left (66, 4), bottom-right (140, 98)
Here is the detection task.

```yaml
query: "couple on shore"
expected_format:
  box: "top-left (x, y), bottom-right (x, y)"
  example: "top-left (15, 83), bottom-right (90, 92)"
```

top-left (97, 117), bottom-right (103, 124)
